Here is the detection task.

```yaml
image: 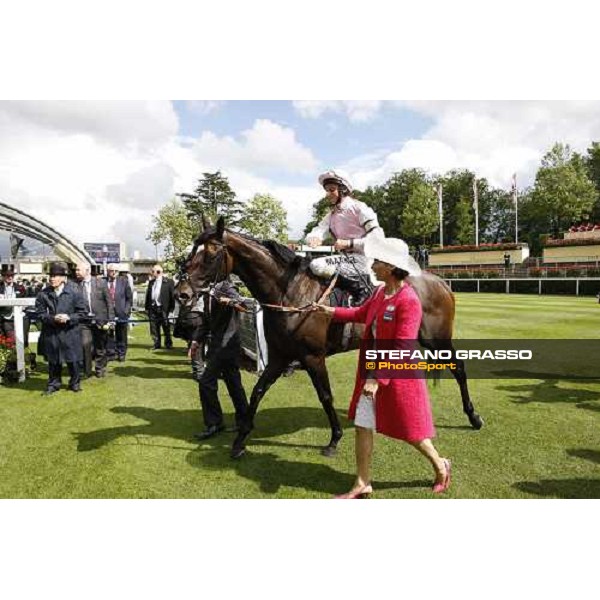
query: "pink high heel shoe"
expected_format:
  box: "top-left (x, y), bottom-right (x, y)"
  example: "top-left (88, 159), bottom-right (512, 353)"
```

top-left (432, 459), bottom-right (451, 494)
top-left (334, 484), bottom-right (373, 499)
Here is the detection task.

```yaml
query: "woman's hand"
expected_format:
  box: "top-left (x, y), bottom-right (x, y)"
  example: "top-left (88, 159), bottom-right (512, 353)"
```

top-left (363, 379), bottom-right (379, 397)
top-left (311, 302), bottom-right (334, 315)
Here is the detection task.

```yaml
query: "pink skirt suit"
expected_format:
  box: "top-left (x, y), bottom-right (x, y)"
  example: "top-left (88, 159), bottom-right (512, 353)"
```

top-left (333, 283), bottom-right (436, 442)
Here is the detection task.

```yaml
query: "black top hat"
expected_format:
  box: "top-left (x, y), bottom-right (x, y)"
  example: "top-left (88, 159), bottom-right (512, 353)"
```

top-left (49, 262), bottom-right (68, 276)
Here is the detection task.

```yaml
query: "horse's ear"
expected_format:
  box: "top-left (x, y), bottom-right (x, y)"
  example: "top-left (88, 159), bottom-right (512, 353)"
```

top-left (216, 216), bottom-right (225, 240)
top-left (201, 213), bottom-right (211, 230)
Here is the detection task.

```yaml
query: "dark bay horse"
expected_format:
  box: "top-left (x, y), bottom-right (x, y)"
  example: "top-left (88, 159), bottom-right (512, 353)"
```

top-left (176, 217), bottom-right (483, 458)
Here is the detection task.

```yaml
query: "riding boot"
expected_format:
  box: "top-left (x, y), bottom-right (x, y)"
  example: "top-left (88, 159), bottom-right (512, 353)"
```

top-left (336, 274), bottom-right (372, 306)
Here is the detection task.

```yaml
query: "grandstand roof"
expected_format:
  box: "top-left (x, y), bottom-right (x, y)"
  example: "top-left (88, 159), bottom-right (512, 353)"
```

top-left (0, 200), bottom-right (95, 265)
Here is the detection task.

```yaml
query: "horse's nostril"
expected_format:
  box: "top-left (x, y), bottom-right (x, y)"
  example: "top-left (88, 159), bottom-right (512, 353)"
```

top-left (178, 293), bottom-right (190, 301)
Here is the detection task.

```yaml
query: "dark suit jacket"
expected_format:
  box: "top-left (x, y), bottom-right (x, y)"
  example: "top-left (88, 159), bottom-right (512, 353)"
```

top-left (145, 277), bottom-right (175, 314)
top-left (78, 277), bottom-right (115, 324)
top-left (35, 282), bottom-right (87, 362)
top-left (106, 276), bottom-right (133, 320)
top-left (192, 281), bottom-right (253, 353)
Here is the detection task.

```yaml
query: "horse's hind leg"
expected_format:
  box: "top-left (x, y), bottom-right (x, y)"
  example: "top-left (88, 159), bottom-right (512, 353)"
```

top-left (301, 354), bottom-right (343, 457)
top-left (423, 338), bottom-right (484, 430)
top-left (450, 356), bottom-right (484, 429)
top-left (231, 357), bottom-right (287, 459)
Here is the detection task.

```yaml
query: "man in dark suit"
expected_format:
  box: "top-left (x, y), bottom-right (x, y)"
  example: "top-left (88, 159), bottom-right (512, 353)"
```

top-left (144, 264), bottom-right (175, 350)
top-left (35, 262), bottom-right (87, 395)
top-left (191, 280), bottom-right (252, 441)
top-left (105, 264), bottom-right (133, 361)
top-left (75, 262), bottom-right (115, 378)
top-left (0, 269), bottom-right (27, 338)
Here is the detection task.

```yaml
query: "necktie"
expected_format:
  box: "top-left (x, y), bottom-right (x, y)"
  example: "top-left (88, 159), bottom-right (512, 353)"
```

top-left (109, 280), bottom-right (115, 301)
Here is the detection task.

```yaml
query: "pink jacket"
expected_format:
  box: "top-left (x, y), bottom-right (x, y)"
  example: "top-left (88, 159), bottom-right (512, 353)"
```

top-left (333, 283), bottom-right (436, 441)
top-left (307, 196), bottom-right (383, 253)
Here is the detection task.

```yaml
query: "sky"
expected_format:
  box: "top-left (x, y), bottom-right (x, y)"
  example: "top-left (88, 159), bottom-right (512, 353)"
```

top-left (2, 99), bottom-right (600, 259)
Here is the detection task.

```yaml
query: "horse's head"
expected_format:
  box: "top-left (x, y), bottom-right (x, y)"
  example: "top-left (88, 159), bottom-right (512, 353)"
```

top-left (174, 215), bottom-right (232, 307)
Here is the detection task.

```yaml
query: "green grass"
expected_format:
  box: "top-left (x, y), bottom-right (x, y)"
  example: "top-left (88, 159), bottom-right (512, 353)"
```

top-left (0, 293), bottom-right (599, 498)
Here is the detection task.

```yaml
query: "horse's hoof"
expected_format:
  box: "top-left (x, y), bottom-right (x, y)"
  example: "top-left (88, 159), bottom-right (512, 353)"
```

top-left (469, 414), bottom-right (484, 430)
top-left (231, 446), bottom-right (246, 459)
top-left (321, 446), bottom-right (337, 458)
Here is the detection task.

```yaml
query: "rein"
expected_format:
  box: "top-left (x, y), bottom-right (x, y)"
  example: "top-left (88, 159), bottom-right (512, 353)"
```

top-left (260, 272), bottom-right (338, 313)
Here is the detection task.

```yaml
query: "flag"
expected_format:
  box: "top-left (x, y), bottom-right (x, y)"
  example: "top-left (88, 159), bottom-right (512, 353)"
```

top-left (9, 233), bottom-right (24, 259)
top-left (511, 173), bottom-right (518, 206)
top-left (437, 183), bottom-right (443, 218)
top-left (472, 178), bottom-right (478, 212)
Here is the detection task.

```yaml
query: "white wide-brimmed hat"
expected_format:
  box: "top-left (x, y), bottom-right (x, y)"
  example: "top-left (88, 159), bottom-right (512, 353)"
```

top-left (318, 170), bottom-right (353, 193)
top-left (363, 237), bottom-right (422, 276)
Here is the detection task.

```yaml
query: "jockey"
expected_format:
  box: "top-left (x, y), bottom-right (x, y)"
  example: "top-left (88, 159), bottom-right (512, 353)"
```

top-left (305, 170), bottom-right (385, 305)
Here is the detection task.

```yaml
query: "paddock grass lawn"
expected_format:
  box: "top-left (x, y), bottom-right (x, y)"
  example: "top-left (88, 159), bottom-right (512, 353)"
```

top-left (0, 293), bottom-right (598, 499)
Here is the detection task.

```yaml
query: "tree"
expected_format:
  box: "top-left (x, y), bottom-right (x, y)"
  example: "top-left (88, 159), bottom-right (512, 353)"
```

top-left (303, 196), bottom-right (331, 238)
top-left (178, 171), bottom-right (244, 228)
top-left (400, 180), bottom-right (439, 245)
top-left (435, 170), bottom-right (477, 245)
top-left (147, 198), bottom-right (197, 268)
top-left (378, 169), bottom-right (431, 238)
top-left (530, 143), bottom-right (598, 237)
top-left (584, 141), bottom-right (600, 221)
top-left (454, 198), bottom-right (475, 245)
top-left (240, 193), bottom-right (289, 242)
top-left (485, 188), bottom-right (516, 243)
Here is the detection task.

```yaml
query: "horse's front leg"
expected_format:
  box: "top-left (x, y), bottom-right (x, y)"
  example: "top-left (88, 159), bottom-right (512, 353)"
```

top-left (301, 354), bottom-right (343, 457)
top-left (231, 357), bottom-right (287, 459)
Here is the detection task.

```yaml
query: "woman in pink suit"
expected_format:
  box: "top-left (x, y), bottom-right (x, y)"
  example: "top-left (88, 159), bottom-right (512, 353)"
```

top-left (313, 237), bottom-right (451, 498)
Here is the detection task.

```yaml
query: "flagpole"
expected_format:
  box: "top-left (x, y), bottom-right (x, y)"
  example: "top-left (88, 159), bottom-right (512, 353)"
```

top-left (437, 183), bottom-right (444, 248)
top-left (473, 178), bottom-right (479, 247)
top-left (513, 173), bottom-right (518, 243)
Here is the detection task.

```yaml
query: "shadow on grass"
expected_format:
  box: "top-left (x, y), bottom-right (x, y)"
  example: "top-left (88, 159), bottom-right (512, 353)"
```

top-left (187, 449), bottom-right (353, 495)
top-left (497, 379), bottom-right (600, 408)
top-left (126, 357), bottom-right (190, 366)
top-left (513, 478), bottom-right (600, 499)
top-left (186, 449), bottom-right (433, 496)
top-left (74, 405), bottom-right (338, 452)
top-left (577, 402), bottom-right (600, 413)
top-left (567, 448), bottom-right (600, 464)
top-left (110, 365), bottom-right (190, 380)
top-left (5, 370), bottom-right (48, 393)
top-left (491, 370), bottom-right (600, 382)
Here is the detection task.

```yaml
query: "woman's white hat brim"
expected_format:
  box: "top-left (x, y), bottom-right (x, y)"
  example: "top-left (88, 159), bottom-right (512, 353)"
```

top-left (363, 237), bottom-right (422, 276)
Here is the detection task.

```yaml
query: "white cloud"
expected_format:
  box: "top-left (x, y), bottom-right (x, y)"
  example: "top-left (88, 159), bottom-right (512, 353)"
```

top-left (0, 100), bottom-right (178, 149)
top-left (341, 101), bottom-right (600, 190)
top-left (185, 100), bottom-right (224, 115)
top-left (6, 100), bottom-right (600, 260)
top-left (0, 104), bottom-right (319, 256)
top-left (189, 119), bottom-right (317, 174)
top-left (293, 100), bottom-right (383, 122)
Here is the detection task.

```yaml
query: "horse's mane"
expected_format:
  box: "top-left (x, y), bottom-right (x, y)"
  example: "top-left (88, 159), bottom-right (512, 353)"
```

top-left (234, 231), bottom-right (307, 270)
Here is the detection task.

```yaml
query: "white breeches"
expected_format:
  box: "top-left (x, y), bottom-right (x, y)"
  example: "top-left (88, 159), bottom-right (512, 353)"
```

top-left (309, 253), bottom-right (375, 283)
